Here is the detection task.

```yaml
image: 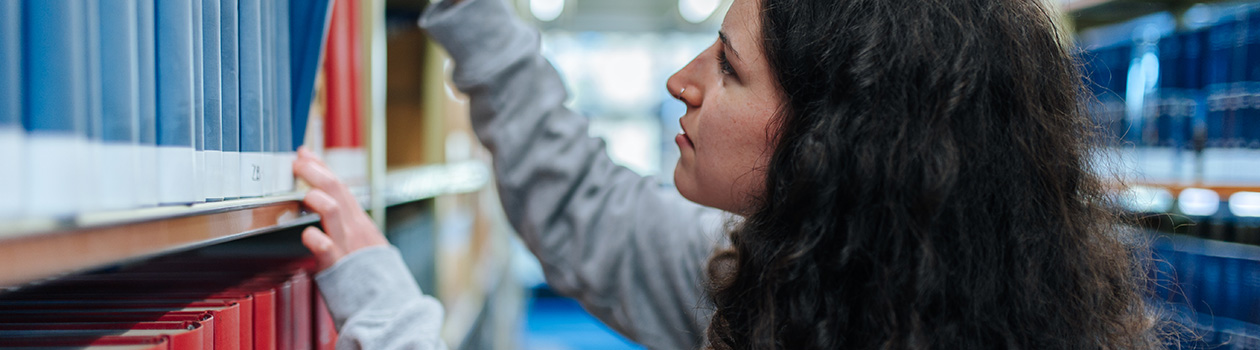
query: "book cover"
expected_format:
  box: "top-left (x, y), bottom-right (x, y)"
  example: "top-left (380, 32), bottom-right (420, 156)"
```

top-left (290, 0), bottom-right (336, 152)
top-left (99, 0), bottom-right (142, 211)
top-left (155, 0), bottom-right (199, 205)
top-left (23, 0), bottom-right (89, 217)
top-left (276, 0), bottom-right (296, 193)
top-left (239, 0), bottom-right (266, 198)
top-left (221, 0), bottom-right (241, 200)
top-left (84, 0), bottom-right (105, 213)
top-left (204, 0), bottom-right (224, 202)
top-left (0, 0), bottom-right (21, 218)
top-left (136, 0), bottom-right (160, 207)
top-left (0, 321), bottom-right (207, 350)
top-left (324, 0), bottom-right (366, 188)
top-left (193, 0), bottom-right (207, 203)
top-left (261, 0), bottom-right (276, 196)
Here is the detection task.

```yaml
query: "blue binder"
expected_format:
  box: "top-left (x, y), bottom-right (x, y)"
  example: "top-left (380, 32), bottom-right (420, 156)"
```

top-left (203, 0), bottom-right (223, 201)
top-left (239, 0), bottom-right (265, 197)
top-left (192, 0), bottom-right (206, 203)
top-left (99, 0), bottom-right (141, 210)
top-left (220, 0), bottom-right (240, 199)
top-left (261, 0), bottom-right (275, 195)
top-left (155, 0), bottom-right (198, 204)
top-left (23, 0), bottom-right (89, 216)
top-left (0, 0), bottom-right (21, 217)
top-left (136, 0), bottom-right (159, 206)
top-left (276, 0), bottom-right (294, 192)
top-left (290, 0), bottom-right (335, 149)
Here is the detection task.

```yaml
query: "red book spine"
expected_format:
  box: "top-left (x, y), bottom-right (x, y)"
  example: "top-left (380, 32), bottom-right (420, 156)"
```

top-left (323, 0), bottom-right (361, 150)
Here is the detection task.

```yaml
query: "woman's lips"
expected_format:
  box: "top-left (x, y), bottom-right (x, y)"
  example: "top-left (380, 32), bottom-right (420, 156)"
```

top-left (677, 119), bottom-right (693, 149)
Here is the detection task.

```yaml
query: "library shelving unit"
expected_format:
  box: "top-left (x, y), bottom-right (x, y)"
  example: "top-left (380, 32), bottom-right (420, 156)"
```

top-left (0, 0), bottom-right (507, 348)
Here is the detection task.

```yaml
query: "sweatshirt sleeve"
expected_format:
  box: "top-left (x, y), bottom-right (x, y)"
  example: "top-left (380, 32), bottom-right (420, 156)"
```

top-left (315, 245), bottom-right (448, 350)
top-left (420, 0), bottom-right (728, 349)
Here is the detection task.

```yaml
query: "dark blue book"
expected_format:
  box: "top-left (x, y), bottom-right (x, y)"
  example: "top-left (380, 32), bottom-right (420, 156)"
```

top-left (23, 0), bottom-right (89, 216)
top-left (1244, 9), bottom-right (1260, 150)
top-left (136, 0), bottom-right (159, 206)
top-left (203, 0), bottom-right (223, 201)
top-left (1206, 17), bottom-right (1236, 148)
top-left (0, 0), bottom-right (21, 217)
top-left (239, 0), bottom-right (265, 197)
top-left (192, 0), bottom-right (206, 203)
top-left (220, 0), bottom-right (240, 199)
top-left (99, 0), bottom-right (141, 210)
top-left (290, 0), bottom-right (335, 150)
top-left (155, 0), bottom-right (198, 204)
top-left (276, 0), bottom-right (294, 192)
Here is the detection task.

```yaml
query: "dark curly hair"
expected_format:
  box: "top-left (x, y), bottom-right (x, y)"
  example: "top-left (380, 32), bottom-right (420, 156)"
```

top-left (704, 0), bottom-right (1167, 348)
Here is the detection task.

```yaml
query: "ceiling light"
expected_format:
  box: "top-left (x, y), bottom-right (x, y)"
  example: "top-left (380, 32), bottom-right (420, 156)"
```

top-left (679, 0), bottom-right (719, 23)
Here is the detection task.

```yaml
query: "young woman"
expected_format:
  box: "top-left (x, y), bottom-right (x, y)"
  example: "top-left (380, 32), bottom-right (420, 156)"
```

top-left (294, 0), bottom-right (1166, 348)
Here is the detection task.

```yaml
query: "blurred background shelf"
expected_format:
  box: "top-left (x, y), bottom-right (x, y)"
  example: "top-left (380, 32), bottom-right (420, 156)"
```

top-left (385, 160), bottom-right (493, 207)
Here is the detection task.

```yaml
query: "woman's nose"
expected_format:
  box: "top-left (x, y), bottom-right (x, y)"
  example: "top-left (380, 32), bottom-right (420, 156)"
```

top-left (666, 59), bottom-right (703, 109)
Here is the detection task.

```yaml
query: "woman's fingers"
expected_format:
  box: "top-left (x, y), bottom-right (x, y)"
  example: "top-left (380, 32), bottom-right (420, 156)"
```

top-left (293, 155), bottom-right (360, 210)
top-left (302, 226), bottom-right (344, 272)
top-left (304, 189), bottom-right (348, 239)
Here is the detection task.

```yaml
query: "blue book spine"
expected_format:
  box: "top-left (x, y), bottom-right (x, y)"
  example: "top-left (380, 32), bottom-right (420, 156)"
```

top-left (84, 0), bottom-right (105, 212)
top-left (289, 0), bottom-right (334, 150)
top-left (99, 0), bottom-right (142, 211)
top-left (221, 0), bottom-right (240, 199)
top-left (277, 0), bottom-right (294, 192)
top-left (261, 0), bottom-right (275, 195)
top-left (1206, 19), bottom-right (1234, 149)
top-left (0, 0), bottom-right (21, 217)
top-left (192, 0), bottom-right (205, 203)
top-left (155, 0), bottom-right (198, 204)
top-left (23, 0), bottom-right (88, 216)
top-left (239, 0), bottom-right (265, 197)
top-left (203, 0), bottom-right (224, 201)
top-left (136, 0), bottom-right (159, 206)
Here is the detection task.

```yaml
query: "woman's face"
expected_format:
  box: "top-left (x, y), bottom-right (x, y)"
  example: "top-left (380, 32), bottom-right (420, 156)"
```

top-left (667, 0), bottom-right (784, 216)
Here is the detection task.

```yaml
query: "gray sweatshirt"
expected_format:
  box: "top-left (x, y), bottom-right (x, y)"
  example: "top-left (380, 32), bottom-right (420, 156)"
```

top-left (314, 0), bottom-right (729, 349)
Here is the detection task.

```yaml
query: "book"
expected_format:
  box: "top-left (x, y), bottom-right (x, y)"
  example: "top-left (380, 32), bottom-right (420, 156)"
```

top-left (324, 0), bottom-right (367, 188)
top-left (23, 0), bottom-right (89, 217)
top-left (193, 0), bottom-right (206, 203)
top-left (239, 0), bottom-right (265, 198)
top-left (85, 0), bottom-right (105, 213)
top-left (276, 0), bottom-right (296, 193)
top-left (136, 0), bottom-right (160, 207)
top-left (0, 0), bottom-right (21, 218)
top-left (290, 0), bottom-right (336, 156)
top-left (0, 322), bottom-right (208, 350)
top-left (261, 0), bottom-right (276, 196)
top-left (204, 0), bottom-right (224, 202)
top-left (221, 0), bottom-right (241, 200)
top-left (99, 0), bottom-right (142, 211)
top-left (155, 0), bottom-right (199, 205)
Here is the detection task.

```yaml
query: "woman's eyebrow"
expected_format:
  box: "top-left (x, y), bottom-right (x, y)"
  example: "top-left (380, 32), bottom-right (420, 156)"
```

top-left (718, 30), bottom-right (743, 61)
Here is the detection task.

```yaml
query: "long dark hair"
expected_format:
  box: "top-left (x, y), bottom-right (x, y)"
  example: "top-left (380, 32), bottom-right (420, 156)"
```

top-left (704, 0), bottom-right (1165, 348)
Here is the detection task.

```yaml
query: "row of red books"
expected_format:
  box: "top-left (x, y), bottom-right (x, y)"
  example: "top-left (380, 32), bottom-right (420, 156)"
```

top-left (0, 254), bottom-right (336, 350)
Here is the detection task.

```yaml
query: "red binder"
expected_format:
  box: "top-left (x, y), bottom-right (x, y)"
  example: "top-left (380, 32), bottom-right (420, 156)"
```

top-left (0, 300), bottom-right (240, 350)
top-left (0, 336), bottom-right (170, 349)
top-left (0, 321), bottom-right (205, 350)
top-left (313, 290), bottom-right (338, 350)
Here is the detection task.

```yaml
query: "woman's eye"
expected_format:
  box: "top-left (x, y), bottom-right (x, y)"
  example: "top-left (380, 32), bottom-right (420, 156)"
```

top-left (717, 50), bottom-right (735, 76)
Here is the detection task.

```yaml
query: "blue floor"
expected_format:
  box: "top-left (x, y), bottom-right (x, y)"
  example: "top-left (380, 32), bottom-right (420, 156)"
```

top-left (519, 296), bottom-right (645, 350)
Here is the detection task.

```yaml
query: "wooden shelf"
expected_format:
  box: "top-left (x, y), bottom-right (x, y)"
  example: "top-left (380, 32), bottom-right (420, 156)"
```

top-left (1133, 182), bottom-right (1260, 198)
top-left (0, 195), bottom-right (319, 289)
top-left (385, 160), bottom-right (492, 207)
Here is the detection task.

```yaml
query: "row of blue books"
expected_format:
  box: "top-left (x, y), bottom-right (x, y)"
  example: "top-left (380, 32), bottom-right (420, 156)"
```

top-left (1078, 4), bottom-right (1260, 187)
top-left (0, 0), bottom-right (333, 219)
top-left (1148, 234), bottom-right (1260, 348)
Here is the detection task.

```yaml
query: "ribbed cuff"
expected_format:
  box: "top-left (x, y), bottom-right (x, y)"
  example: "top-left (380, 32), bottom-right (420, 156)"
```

top-left (314, 245), bottom-right (424, 328)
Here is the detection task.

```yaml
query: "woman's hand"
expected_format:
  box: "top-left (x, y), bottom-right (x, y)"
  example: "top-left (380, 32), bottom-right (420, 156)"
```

top-left (293, 147), bottom-right (390, 272)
